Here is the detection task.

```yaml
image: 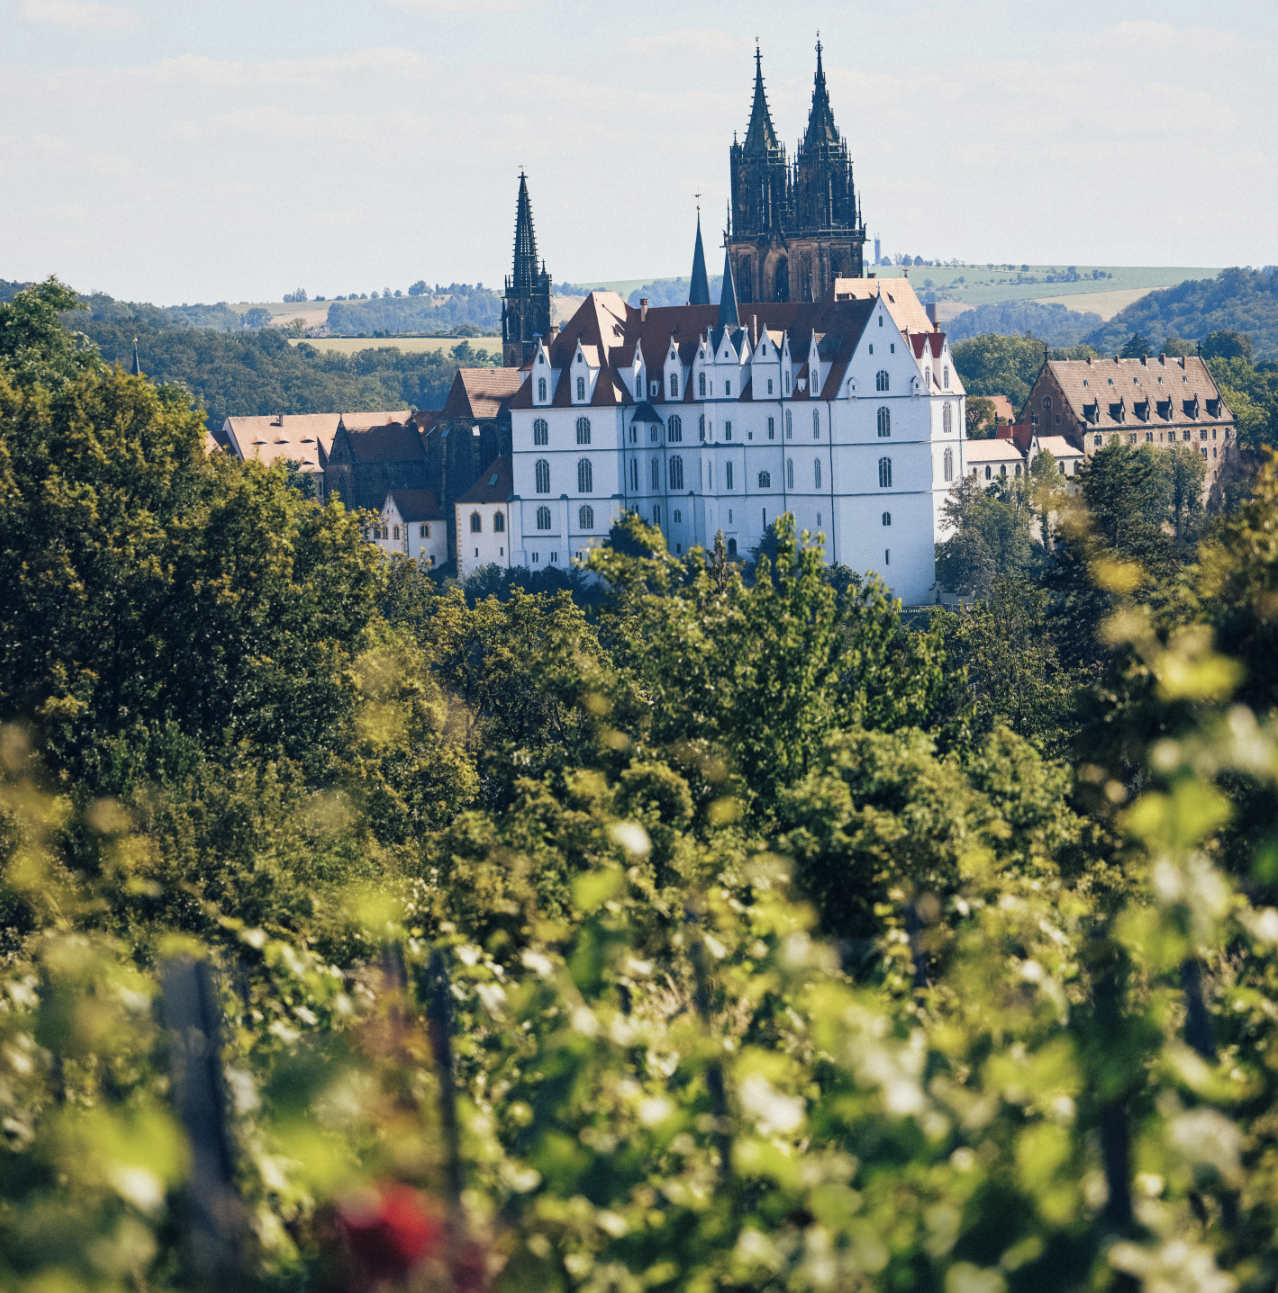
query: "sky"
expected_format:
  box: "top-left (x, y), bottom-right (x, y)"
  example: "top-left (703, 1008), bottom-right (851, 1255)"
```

top-left (1, 0), bottom-right (1274, 305)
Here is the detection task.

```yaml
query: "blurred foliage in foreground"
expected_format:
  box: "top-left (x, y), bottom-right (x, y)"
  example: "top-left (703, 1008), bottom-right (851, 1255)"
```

top-left (6, 278), bottom-right (1278, 1293)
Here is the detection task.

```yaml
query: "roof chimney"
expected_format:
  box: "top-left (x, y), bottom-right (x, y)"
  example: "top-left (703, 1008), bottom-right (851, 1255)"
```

top-left (272, 413), bottom-right (283, 426)
top-left (640, 297), bottom-right (648, 322)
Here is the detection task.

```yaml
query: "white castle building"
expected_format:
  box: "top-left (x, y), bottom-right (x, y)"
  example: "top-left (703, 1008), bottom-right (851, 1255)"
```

top-left (486, 252), bottom-right (965, 605)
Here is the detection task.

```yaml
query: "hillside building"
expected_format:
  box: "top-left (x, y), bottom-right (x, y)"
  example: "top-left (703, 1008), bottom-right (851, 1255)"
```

top-left (371, 489), bottom-right (448, 567)
top-left (1020, 354), bottom-right (1237, 483)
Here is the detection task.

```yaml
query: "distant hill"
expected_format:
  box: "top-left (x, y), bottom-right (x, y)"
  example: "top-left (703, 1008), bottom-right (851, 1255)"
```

top-left (325, 287), bottom-right (501, 337)
top-left (945, 299), bottom-right (1103, 346)
top-left (1086, 267), bottom-right (1278, 359)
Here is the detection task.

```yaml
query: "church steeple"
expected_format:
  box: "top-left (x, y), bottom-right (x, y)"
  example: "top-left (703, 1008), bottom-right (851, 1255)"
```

top-left (689, 212), bottom-right (711, 306)
top-left (503, 171), bottom-right (553, 367)
top-left (804, 36), bottom-right (840, 148)
top-left (510, 172), bottom-right (540, 294)
top-left (742, 44), bottom-right (779, 155)
top-left (716, 242), bottom-right (739, 334)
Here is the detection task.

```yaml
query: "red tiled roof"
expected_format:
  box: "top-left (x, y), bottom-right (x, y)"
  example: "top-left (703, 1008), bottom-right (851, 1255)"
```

top-left (1035, 355), bottom-right (1232, 430)
top-left (456, 455), bottom-right (513, 504)
top-left (442, 368), bottom-right (524, 420)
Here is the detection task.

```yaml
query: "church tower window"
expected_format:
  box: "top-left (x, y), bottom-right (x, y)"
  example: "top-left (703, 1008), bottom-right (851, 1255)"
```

top-left (576, 375), bottom-right (586, 401)
top-left (699, 372), bottom-right (706, 398)
top-left (535, 459), bottom-right (550, 493)
top-left (577, 459), bottom-right (593, 493)
top-left (576, 417), bottom-right (591, 444)
top-left (533, 418), bottom-right (548, 445)
top-left (876, 370), bottom-right (889, 392)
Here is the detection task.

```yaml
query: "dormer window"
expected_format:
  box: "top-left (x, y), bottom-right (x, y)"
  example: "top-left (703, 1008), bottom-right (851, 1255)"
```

top-left (670, 374), bottom-right (679, 397)
top-left (576, 376), bottom-right (586, 401)
top-left (538, 353), bottom-right (544, 365)
top-left (699, 373), bottom-right (706, 398)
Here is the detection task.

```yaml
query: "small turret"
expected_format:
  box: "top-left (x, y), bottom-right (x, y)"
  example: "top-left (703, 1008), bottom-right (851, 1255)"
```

top-left (689, 213), bottom-right (711, 306)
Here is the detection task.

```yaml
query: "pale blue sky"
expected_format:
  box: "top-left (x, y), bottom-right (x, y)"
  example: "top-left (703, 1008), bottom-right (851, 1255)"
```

top-left (2, 0), bottom-right (1274, 304)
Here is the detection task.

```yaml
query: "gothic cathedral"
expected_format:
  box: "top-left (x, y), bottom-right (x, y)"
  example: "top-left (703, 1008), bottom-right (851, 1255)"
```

top-left (501, 173), bottom-right (553, 367)
top-left (727, 42), bottom-right (866, 305)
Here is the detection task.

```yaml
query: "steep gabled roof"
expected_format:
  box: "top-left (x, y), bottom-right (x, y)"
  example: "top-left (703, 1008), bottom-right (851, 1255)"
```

top-left (456, 456), bottom-right (513, 505)
top-left (382, 488), bottom-right (444, 521)
top-left (689, 215), bottom-right (711, 306)
top-left (1037, 355), bottom-right (1231, 430)
top-left (832, 276), bottom-right (935, 334)
top-left (803, 39), bottom-right (840, 149)
top-left (442, 367), bottom-right (523, 420)
top-left (716, 243), bottom-right (740, 334)
top-left (342, 422), bottom-right (427, 464)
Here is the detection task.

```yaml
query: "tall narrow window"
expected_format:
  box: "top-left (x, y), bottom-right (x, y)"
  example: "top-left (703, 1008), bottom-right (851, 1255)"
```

top-left (725, 421), bottom-right (732, 440)
top-left (767, 378), bottom-right (773, 394)
top-left (630, 459), bottom-right (638, 491)
top-left (725, 381), bottom-right (732, 396)
top-left (535, 459), bottom-right (550, 493)
top-left (651, 458), bottom-right (659, 490)
top-left (813, 409), bottom-right (820, 438)
top-left (669, 455), bottom-right (684, 490)
top-left (577, 458), bottom-right (593, 493)
top-left (493, 512), bottom-right (505, 532)
top-left (785, 409), bottom-right (793, 438)
top-left (576, 417), bottom-right (591, 444)
top-left (669, 416), bottom-right (683, 442)
top-left (882, 511), bottom-right (891, 526)
top-left (814, 459), bottom-right (822, 489)
top-left (785, 371), bottom-right (791, 394)
top-left (786, 459), bottom-right (794, 489)
top-left (576, 375), bottom-right (586, 401)
top-left (469, 512), bottom-right (482, 533)
top-left (943, 447), bottom-right (953, 482)
top-left (878, 456), bottom-right (892, 488)
top-left (726, 462), bottom-right (734, 490)
top-left (699, 415), bottom-right (706, 441)
top-left (943, 403), bottom-right (953, 435)
top-left (699, 372), bottom-right (706, 398)
top-left (533, 417), bottom-right (548, 446)
top-left (885, 548), bottom-right (890, 566)
top-left (943, 365), bottom-right (950, 389)
top-left (877, 407), bottom-right (891, 437)
top-left (579, 505), bottom-right (594, 530)
top-left (925, 367), bottom-right (931, 389)
top-left (876, 370), bottom-right (889, 392)
top-left (768, 416), bottom-right (775, 440)
top-left (536, 506), bottom-right (551, 530)
top-left (670, 373), bottom-right (679, 397)
top-left (538, 377), bottom-right (547, 401)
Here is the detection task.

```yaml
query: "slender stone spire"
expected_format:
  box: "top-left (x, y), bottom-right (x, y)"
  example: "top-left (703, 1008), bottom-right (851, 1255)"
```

top-left (742, 44), bottom-right (779, 154)
top-left (131, 337), bottom-right (141, 377)
top-left (690, 212), bottom-right (710, 305)
top-left (804, 35), bottom-right (840, 147)
top-left (716, 242), bottom-right (739, 333)
top-left (510, 172), bottom-right (540, 295)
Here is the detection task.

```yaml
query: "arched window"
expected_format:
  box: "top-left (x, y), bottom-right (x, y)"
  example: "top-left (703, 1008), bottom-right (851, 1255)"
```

top-left (943, 447), bottom-right (953, 482)
top-left (985, 465), bottom-right (992, 480)
top-left (726, 462), bottom-right (734, 490)
top-left (877, 406), bottom-right (891, 437)
top-left (813, 409), bottom-right (820, 438)
top-left (579, 504), bottom-right (594, 530)
top-left (576, 375), bottom-right (586, 401)
top-left (670, 373), bottom-right (679, 398)
top-left (758, 470), bottom-right (771, 488)
top-left (629, 459), bottom-right (638, 491)
top-left (669, 455), bottom-right (684, 490)
top-left (698, 415), bottom-right (705, 441)
top-left (536, 506), bottom-right (551, 530)
top-left (727, 537), bottom-right (738, 555)
top-left (785, 371), bottom-right (791, 394)
top-left (469, 512), bottom-right (482, 533)
top-left (577, 458), bottom-right (593, 493)
top-left (786, 458), bottom-right (794, 489)
top-left (537, 377), bottom-right (547, 402)
top-left (943, 366), bottom-right (950, 389)
top-left (576, 417), bottom-right (591, 445)
top-left (876, 370), bottom-right (889, 392)
top-left (878, 456), bottom-right (892, 488)
top-left (925, 366), bottom-right (931, 389)
top-left (535, 459), bottom-right (550, 493)
top-left (943, 402), bottom-right (953, 435)
top-left (420, 524), bottom-right (429, 537)
top-left (785, 409), bottom-right (793, 438)
top-left (651, 457), bottom-right (660, 490)
top-left (392, 525), bottom-right (400, 540)
top-left (533, 417), bottom-right (548, 446)
top-left (1043, 396), bottom-right (1052, 410)
top-left (493, 512), bottom-right (505, 532)
top-left (814, 458), bottom-right (822, 489)
top-left (698, 372), bottom-right (706, 398)
top-left (669, 415), bottom-right (682, 443)
top-left (882, 511), bottom-right (891, 526)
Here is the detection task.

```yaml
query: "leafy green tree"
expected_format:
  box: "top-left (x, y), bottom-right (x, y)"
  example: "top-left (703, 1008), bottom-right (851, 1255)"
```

top-left (951, 333), bottom-right (1047, 407)
top-left (1119, 330), bottom-right (1152, 358)
top-left (1029, 446), bottom-right (1068, 546)
top-left (1201, 328), bottom-right (1253, 361)
top-left (965, 394), bottom-right (996, 437)
top-left (1166, 442), bottom-right (1207, 541)
top-left (1161, 332), bottom-right (1196, 356)
top-left (935, 473), bottom-right (1035, 596)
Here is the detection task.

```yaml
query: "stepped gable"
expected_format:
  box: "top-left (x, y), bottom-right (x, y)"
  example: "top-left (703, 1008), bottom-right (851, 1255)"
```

top-left (380, 487), bottom-right (443, 521)
top-left (456, 456), bottom-right (512, 504)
